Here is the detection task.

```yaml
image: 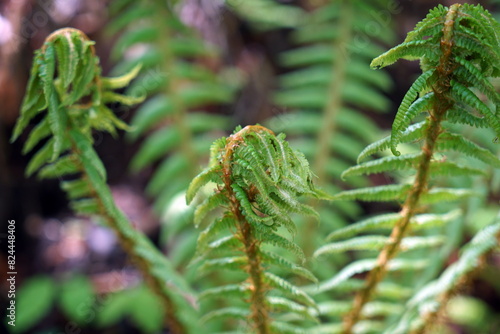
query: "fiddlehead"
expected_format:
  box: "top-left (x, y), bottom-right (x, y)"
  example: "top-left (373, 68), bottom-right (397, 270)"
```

top-left (187, 125), bottom-right (330, 333)
top-left (11, 28), bottom-right (198, 334)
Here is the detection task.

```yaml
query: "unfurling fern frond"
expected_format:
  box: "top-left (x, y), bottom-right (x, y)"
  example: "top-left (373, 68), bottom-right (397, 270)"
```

top-left (315, 4), bottom-right (500, 333)
top-left (187, 125), bottom-right (330, 333)
top-left (12, 28), bottom-right (198, 334)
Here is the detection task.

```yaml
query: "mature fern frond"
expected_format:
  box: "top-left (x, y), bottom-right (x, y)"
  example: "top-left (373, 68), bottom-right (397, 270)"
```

top-left (108, 0), bottom-right (242, 279)
top-left (315, 4), bottom-right (500, 333)
top-left (12, 28), bottom-right (198, 334)
top-left (109, 0), bottom-right (238, 212)
top-left (187, 125), bottom-right (330, 333)
top-left (269, 0), bottom-right (395, 261)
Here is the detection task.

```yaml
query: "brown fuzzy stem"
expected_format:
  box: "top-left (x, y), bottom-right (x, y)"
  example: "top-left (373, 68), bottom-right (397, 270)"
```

top-left (69, 139), bottom-right (186, 334)
top-left (342, 5), bottom-right (461, 333)
top-left (222, 126), bottom-right (273, 333)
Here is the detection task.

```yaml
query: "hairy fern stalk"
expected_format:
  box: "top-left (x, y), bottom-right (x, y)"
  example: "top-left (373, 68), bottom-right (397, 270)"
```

top-left (187, 125), bottom-right (330, 333)
top-left (313, 4), bottom-right (500, 333)
top-left (11, 28), bottom-right (198, 334)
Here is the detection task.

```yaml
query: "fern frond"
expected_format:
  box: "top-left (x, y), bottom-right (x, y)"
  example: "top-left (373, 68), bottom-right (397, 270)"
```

top-left (342, 153), bottom-right (422, 179)
top-left (326, 211), bottom-right (460, 242)
top-left (436, 132), bottom-right (500, 167)
top-left (357, 122), bottom-right (426, 163)
top-left (188, 125), bottom-right (326, 331)
top-left (326, 4), bottom-right (500, 332)
top-left (12, 28), bottom-right (198, 334)
top-left (315, 235), bottom-right (443, 257)
top-left (109, 0), bottom-right (240, 232)
top-left (331, 184), bottom-right (411, 202)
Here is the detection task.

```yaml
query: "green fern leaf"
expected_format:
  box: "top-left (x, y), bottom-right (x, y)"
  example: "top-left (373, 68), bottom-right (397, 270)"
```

top-left (61, 179), bottom-right (92, 199)
top-left (130, 128), bottom-right (180, 171)
top-left (194, 193), bottom-right (227, 228)
top-left (316, 259), bottom-right (427, 294)
top-left (268, 296), bottom-right (318, 322)
top-left (370, 40), bottom-right (438, 69)
top-left (22, 118), bottom-right (51, 154)
top-left (261, 251), bottom-right (317, 284)
top-left (264, 272), bottom-right (316, 308)
top-left (450, 80), bottom-right (500, 138)
top-left (357, 122), bottom-right (426, 163)
top-left (129, 95), bottom-right (174, 138)
top-left (420, 187), bottom-right (478, 204)
top-left (428, 160), bottom-right (487, 177)
top-left (198, 284), bottom-right (251, 301)
top-left (37, 155), bottom-right (80, 180)
top-left (436, 132), bottom-right (500, 167)
top-left (200, 307), bottom-right (249, 324)
top-left (111, 26), bottom-right (158, 60)
top-left (198, 256), bottom-right (247, 275)
top-left (391, 92), bottom-right (434, 156)
top-left (332, 184), bottom-right (411, 202)
top-left (342, 153), bottom-right (422, 179)
top-left (146, 154), bottom-right (188, 196)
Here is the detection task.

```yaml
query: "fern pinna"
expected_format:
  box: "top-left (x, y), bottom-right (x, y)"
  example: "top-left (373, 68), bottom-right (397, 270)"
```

top-left (186, 125), bottom-right (330, 333)
top-left (271, 0), bottom-right (394, 257)
top-left (11, 28), bottom-right (198, 334)
top-left (313, 4), bottom-right (500, 333)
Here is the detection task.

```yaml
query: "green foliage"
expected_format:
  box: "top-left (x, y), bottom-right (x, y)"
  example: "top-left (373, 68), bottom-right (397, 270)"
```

top-left (97, 285), bottom-right (165, 333)
top-left (316, 4), bottom-right (500, 333)
top-left (224, 0), bottom-right (304, 31)
top-left (11, 28), bottom-right (197, 333)
top-left (187, 125), bottom-right (329, 333)
top-left (59, 275), bottom-right (96, 324)
top-left (269, 0), bottom-right (395, 260)
top-left (108, 0), bottom-right (242, 279)
top-left (390, 215), bottom-right (500, 334)
top-left (109, 0), bottom-right (238, 213)
top-left (10, 275), bottom-right (56, 333)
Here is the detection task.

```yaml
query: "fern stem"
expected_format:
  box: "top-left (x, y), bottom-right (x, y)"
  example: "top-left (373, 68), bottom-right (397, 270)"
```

top-left (342, 6), bottom-right (460, 333)
top-left (68, 137), bottom-right (187, 334)
top-left (222, 126), bottom-right (273, 333)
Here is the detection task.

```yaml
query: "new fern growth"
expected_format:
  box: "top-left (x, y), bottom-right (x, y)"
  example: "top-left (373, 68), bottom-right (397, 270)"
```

top-left (313, 4), bottom-right (500, 333)
top-left (11, 28), bottom-right (198, 334)
top-left (187, 125), bottom-right (330, 333)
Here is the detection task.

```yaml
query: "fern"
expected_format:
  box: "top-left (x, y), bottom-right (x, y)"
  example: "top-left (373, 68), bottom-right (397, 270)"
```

top-left (187, 125), bottom-right (330, 333)
top-left (314, 4), bottom-right (500, 333)
top-left (108, 0), bottom-right (242, 276)
top-left (270, 0), bottom-right (395, 259)
top-left (109, 0), bottom-right (237, 210)
top-left (11, 28), bottom-right (198, 334)
top-left (224, 0), bottom-right (304, 31)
